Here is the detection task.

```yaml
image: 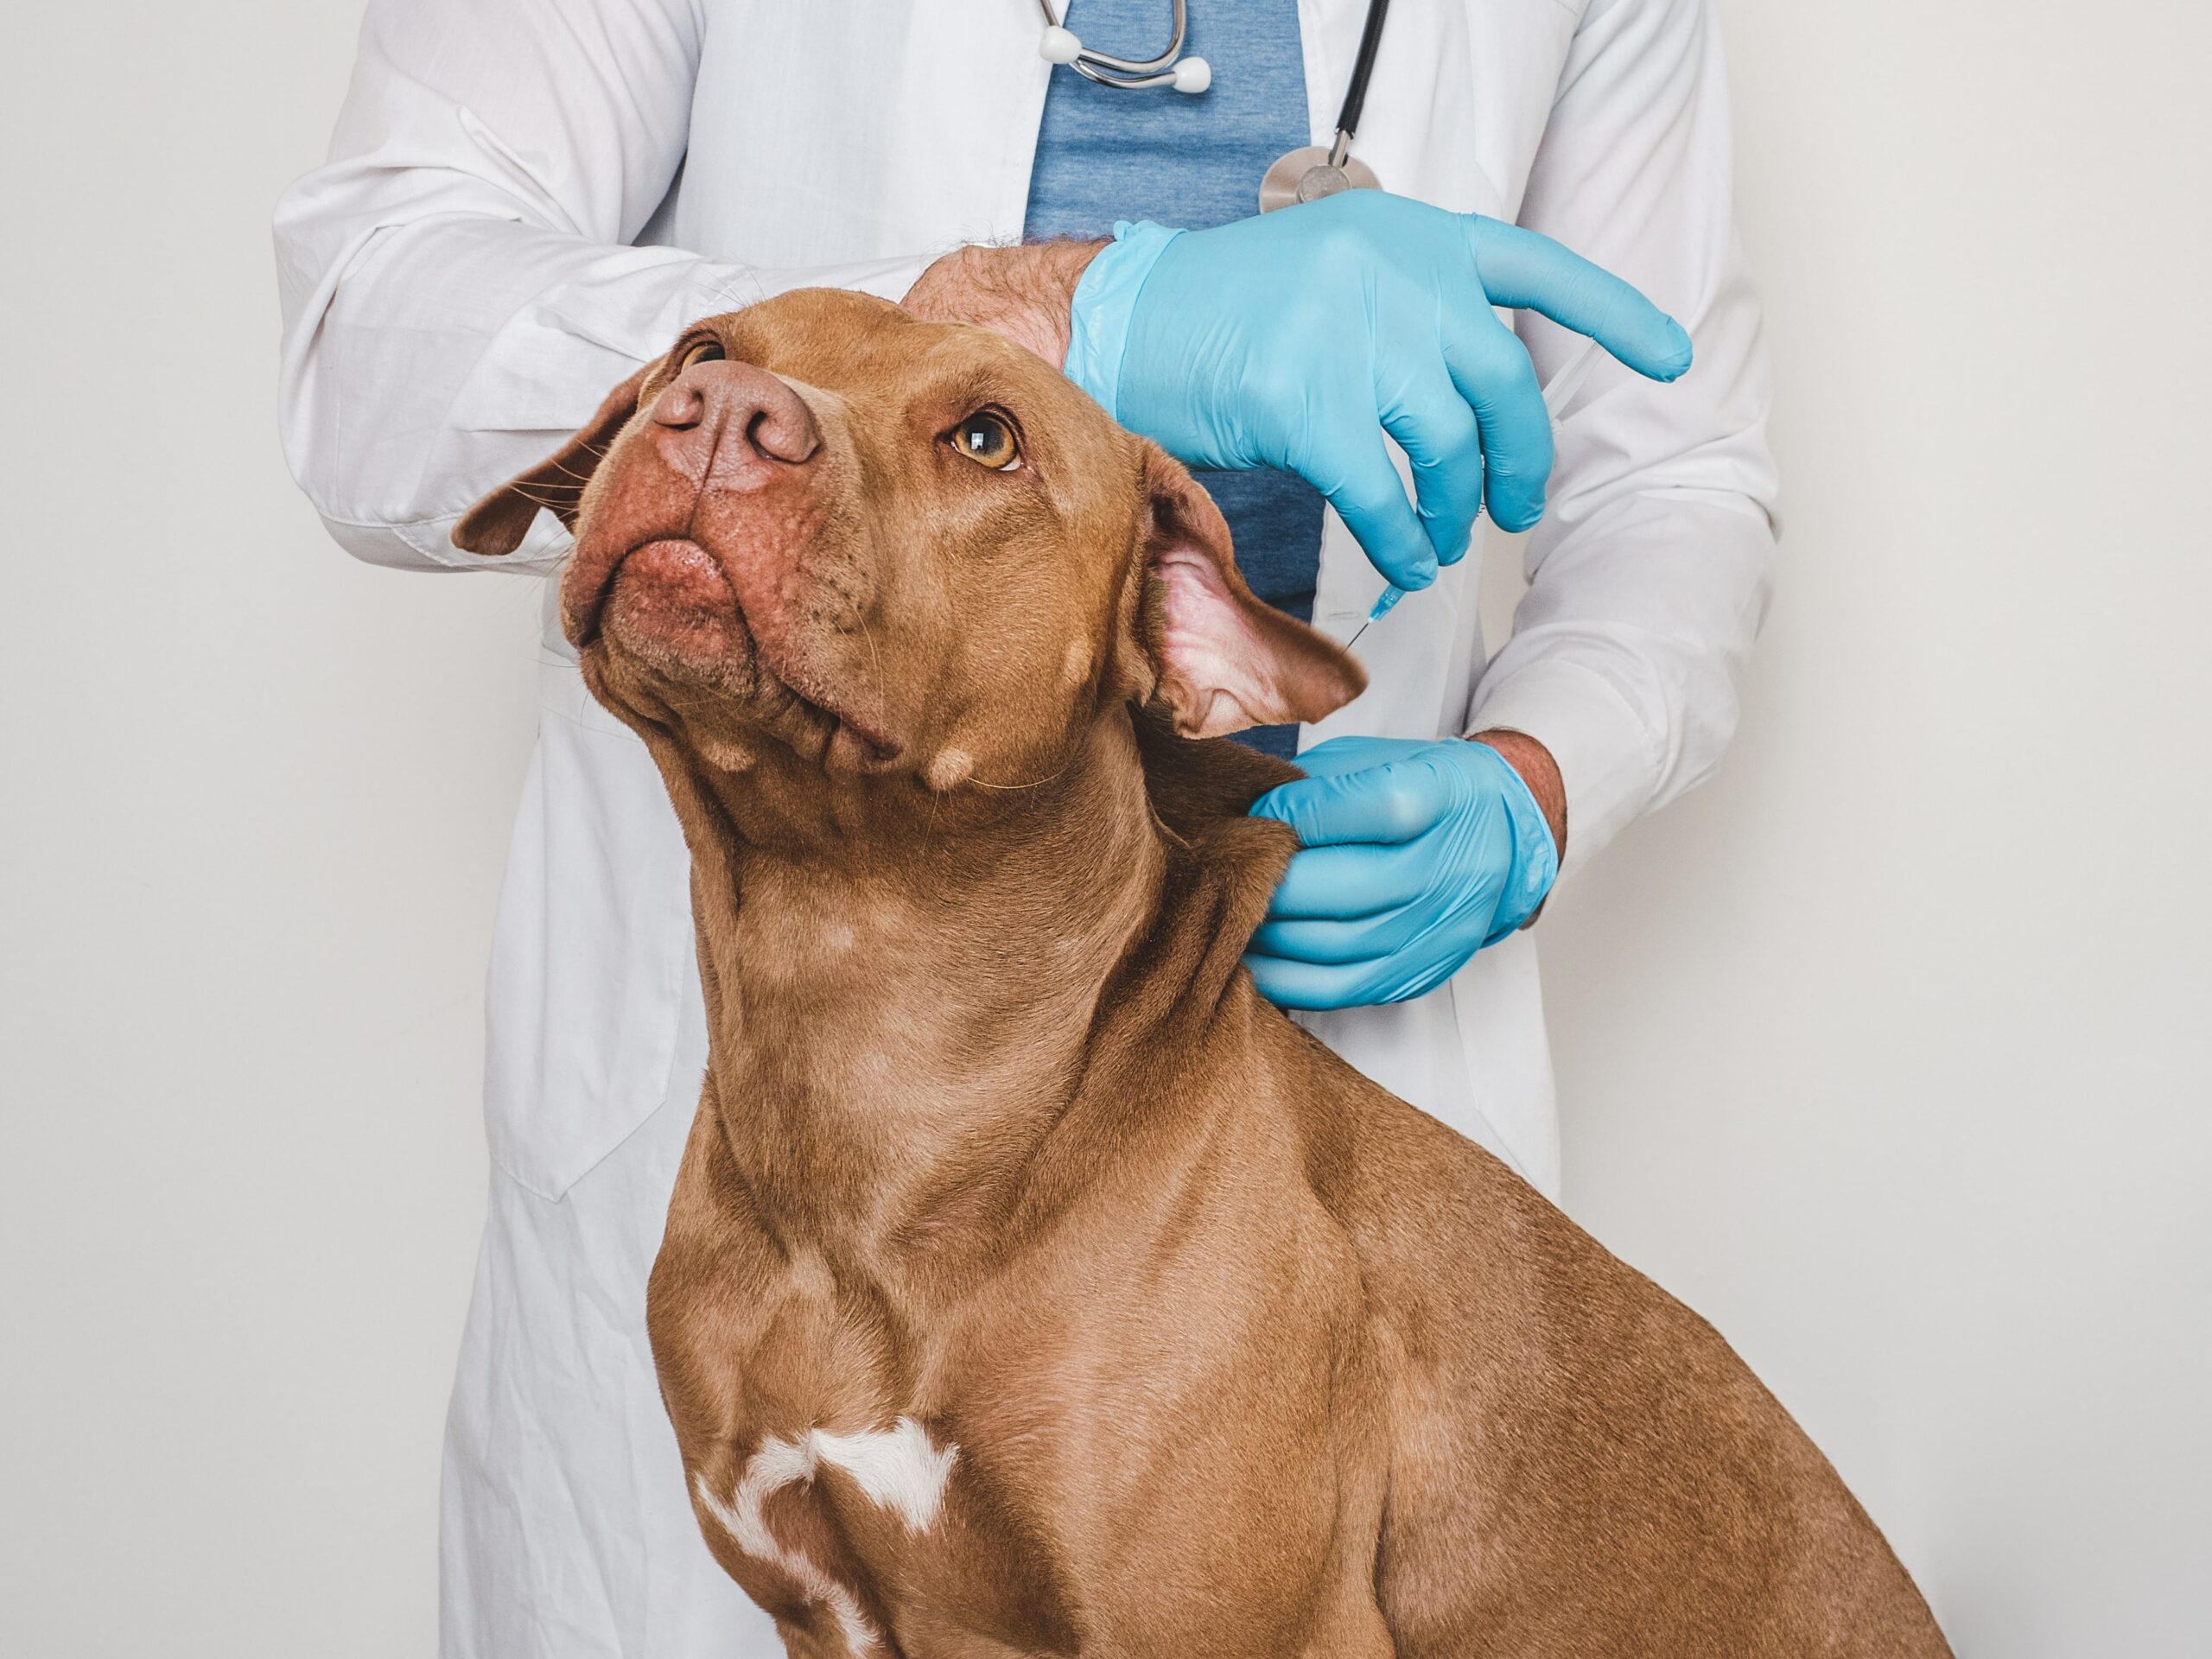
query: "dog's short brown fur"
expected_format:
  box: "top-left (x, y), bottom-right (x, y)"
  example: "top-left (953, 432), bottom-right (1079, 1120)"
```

top-left (459, 289), bottom-right (1950, 1658)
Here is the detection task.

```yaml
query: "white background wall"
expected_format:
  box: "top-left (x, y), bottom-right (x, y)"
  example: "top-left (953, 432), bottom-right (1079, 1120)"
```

top-left (3, 1), bottom-right (2205, 1653)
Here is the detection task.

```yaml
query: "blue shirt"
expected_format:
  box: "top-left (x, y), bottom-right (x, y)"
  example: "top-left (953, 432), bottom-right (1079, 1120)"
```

top-left (1024, 0), bottom-right (1323, 759)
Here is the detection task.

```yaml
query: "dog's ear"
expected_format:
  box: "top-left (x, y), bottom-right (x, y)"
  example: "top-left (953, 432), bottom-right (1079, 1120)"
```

top-left (451, 366), bottom-right (652, 556)
top-left (1122, 445), bottom-right (1367, 738)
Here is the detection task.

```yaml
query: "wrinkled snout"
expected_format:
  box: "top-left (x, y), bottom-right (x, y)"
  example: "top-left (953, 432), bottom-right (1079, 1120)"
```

top-left (561, 358), bottom-right (835, 652)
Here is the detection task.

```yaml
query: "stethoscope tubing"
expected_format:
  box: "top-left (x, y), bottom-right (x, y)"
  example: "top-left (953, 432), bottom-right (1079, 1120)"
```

top-left (1334, 0), bottom-right (1391, 140)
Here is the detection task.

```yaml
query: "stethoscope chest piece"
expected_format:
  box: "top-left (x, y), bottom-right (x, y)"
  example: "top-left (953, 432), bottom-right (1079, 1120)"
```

top-left (1255, 0), bottom-right (1392, 213)
top-left (1258, 142), bottom-right (1383, 213)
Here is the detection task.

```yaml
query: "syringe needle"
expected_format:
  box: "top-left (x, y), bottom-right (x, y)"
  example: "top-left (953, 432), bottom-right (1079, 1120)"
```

top-left (1539, 337), bottom-right (1605, 422)
top-left (1346, 339), bottom-right (1605, 651)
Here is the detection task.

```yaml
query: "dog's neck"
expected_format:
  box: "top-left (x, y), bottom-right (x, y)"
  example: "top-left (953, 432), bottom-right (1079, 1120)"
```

top-left (641, 709), bottom-right (1289, 1277)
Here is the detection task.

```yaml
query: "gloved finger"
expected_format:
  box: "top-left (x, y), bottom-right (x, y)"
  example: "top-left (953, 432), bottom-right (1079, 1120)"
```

top-left (1274, 734), bottom-right (1409, 782)
top-left (1439, 308), bottom-right (1552, 534)
top-left (1377, 362), bottom-right (1484, 565)
top-left (1249, 901), bottom-right (1429, 965)
top-left (1300, 427), bottom-right (1438, 592)
top-left (1249, 759), bottom-right (1450, 851)
top-left (1244, 944), bottom-right (1460, 1011)
top-left (1262, 837), bottom-right (1437, 922)
top-left (1464, 218), bottom-right (1694, 385)
top-left (1243, 950), bottom-right (1389, 1012)
top-left (1363, 945), bottom-right (1466, 1007)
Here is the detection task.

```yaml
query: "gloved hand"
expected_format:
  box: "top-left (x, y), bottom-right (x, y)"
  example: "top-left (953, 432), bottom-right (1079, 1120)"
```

top-left (1244, 735), bottom-right (1560, 1011)
top-left (1063, 191), bottom-right (1694, 593)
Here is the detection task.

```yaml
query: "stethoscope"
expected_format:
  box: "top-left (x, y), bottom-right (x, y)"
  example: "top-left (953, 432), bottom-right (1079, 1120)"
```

top-left (1034, 0), bottom-right (1392, 213)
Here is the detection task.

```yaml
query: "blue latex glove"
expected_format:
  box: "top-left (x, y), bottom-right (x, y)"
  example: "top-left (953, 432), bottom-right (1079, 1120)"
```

top-left (1063, 193), bottom-right (1693, 592)
top-left (1244, 736), bottom-right (1560, 1011)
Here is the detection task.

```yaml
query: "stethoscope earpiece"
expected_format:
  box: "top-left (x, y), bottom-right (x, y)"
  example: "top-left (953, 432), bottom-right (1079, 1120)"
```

top-left (1039, 24), bottom-right (1081, 66)
top-left (1036, 1), bottom-right (1210, 94)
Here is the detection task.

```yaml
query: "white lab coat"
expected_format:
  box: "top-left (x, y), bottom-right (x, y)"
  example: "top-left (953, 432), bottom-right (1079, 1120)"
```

top-left (275, 2), bottom-right (1777, 1652)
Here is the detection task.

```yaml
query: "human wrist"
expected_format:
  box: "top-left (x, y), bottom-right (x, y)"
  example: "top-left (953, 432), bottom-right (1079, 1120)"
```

top-left (1062, 220), bottom-right (1184, 420)
top-left (901, 238), bottom-right (1105, 368)
top-left (1468, 730), bottom-right (1567, 860)
top-left (1467, 730), bottom-right (1567, 937)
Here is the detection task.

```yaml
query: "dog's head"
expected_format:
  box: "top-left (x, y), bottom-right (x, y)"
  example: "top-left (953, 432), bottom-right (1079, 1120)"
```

top-left (456, 289), bottom-right (1363, 807)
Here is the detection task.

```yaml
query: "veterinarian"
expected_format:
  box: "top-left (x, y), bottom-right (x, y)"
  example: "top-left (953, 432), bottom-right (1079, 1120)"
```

top-left (276, 1), bottom-right (1775, 1652)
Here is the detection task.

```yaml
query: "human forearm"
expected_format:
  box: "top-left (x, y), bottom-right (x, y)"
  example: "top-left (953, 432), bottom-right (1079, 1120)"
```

top-left (281, 212), bottom-right (755, 569)
top-left (278, 0), bottom-right (950, 573)
top-left (900, 239), bottom-right (1106, 368)
top-left (1471, 0), bottom-right (1777, 869)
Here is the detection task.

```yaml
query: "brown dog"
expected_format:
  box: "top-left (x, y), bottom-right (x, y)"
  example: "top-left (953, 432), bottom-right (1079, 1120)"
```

top-left (456, 289), bottom-right (1950, 1658)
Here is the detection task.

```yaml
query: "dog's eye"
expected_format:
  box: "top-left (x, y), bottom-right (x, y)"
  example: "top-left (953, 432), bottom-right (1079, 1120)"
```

top-left (949, 411), bottom-right (1021, 472)
top-left (680, 339), bottom-right (728, 370)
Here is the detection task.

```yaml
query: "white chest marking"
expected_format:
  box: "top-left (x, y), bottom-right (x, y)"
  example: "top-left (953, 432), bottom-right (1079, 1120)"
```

top-left (695, 1417), bottom-right (960, 1656)
top-left (812, 1417), bottom-right (960, 1531)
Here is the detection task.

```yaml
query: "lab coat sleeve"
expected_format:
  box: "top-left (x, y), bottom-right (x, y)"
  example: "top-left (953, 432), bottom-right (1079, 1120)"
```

top-left (273, 0), bottom-right (934, 573)
top-left (1465, 0), bottom-right (1780, 873)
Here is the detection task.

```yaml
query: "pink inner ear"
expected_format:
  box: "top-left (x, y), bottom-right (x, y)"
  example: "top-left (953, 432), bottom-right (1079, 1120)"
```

top-left (1153, 548), bottom-right (1310, 738)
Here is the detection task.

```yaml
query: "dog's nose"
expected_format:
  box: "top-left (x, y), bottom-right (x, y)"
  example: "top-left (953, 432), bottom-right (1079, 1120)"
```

top-left (648, 359), bottom-right (821, 488)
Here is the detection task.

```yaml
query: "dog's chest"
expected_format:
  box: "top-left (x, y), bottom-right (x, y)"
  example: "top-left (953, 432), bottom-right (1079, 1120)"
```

top-left (695, 1417), bottom-right (950, 1649)
top-left (690, 1401), bottom-right (1078, 1656)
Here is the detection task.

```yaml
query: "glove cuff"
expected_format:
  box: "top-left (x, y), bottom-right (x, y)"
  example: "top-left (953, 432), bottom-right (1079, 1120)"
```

top-left (1064, 220), bottom-right (1183, 423)
top-left (1477, 743), bottom-right (1562, 945)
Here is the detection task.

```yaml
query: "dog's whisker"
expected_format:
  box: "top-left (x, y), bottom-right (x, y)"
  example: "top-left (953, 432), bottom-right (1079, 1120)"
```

top-left (855, 610), bottom-right (887, 715)
top-left (965, 759), bottom-right (1073, 792)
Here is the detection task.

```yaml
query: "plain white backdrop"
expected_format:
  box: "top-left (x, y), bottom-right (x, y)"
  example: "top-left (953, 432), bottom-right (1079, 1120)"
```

top-left (3, 1), bottom-right (2206, 1653)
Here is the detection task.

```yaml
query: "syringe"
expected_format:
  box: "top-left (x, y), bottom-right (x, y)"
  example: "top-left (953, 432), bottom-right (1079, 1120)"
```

top-left (1346, 336), bottom-right (1606, 649)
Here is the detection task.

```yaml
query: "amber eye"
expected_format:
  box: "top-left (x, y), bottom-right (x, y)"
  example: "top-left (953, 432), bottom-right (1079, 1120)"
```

top-left (949, 410), bottom-right (1022, 471)
top-left (680, 338), bottom-right (728, 369)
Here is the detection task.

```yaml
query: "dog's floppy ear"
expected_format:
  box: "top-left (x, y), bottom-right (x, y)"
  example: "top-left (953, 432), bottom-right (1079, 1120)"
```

top-left (452, 366), bottom-right (652, 556)
top-left (1123, 445), bottom-right (1367, 738)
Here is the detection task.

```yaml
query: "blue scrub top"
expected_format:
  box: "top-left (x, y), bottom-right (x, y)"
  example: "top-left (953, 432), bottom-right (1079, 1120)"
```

top-left (1024, 0), bottom-right (1325, 759)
